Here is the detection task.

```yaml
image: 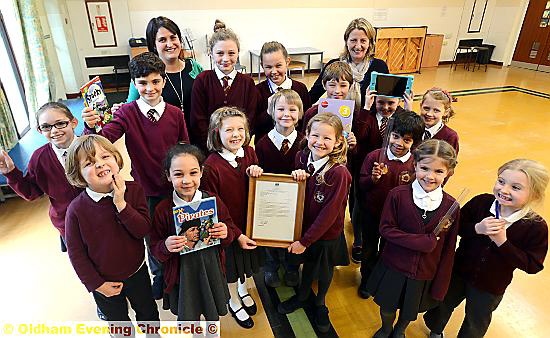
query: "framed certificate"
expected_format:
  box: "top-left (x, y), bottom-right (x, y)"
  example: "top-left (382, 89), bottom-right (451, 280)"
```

top-left (246, 174), bottom-right (305, 247)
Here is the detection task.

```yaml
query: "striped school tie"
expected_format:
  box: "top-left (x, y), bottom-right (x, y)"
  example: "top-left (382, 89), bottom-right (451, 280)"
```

top-left (280, 139), bottom-right (290, 155)
top-left (379, 116), bottom-right (388, 137)
top-left (147, 109), bottom-right (157, 123)
top-left (222, 76), bottom-right (231, 93)
top-left (424, 130), bottom-right (431, 140)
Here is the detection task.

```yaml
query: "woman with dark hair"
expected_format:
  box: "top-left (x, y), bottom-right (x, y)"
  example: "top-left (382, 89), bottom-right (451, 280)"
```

top-left (309, 18), bottom-right (389, 108)
top-left (125, 16), bottom-right (203, 129)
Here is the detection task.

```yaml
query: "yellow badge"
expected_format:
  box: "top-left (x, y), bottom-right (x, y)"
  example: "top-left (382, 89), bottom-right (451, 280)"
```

top-left (339, 105), bottom-right (351, 118)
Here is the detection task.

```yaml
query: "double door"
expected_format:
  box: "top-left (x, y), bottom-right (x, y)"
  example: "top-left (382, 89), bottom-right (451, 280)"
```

top-left (512, 0), bottom-right (550, 72)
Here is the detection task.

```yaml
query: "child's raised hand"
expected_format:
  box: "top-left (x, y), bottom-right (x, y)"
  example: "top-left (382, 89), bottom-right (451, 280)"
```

top-left (346, 131), bottom-right (357, 149)
top-left (82, 106), bottom-right (100, 128)
top-left (111, 174), bottom-right (127, 212)
top-left (403, 90), bottom-right (414, 111)
top-left (246, 165), bottom-right (263, 178)
top-left (165, 235), bottom-right (187, 252)
top-left (364, 87), bottom-right (376, 110)
top-left (291, 169), bottom-right (309, 181)
top-left (474, 216), bottom-right (507, 236)
top-left (0, 149), bottom-right (15, 174)
top-left (237, 234), bottom-right (257, 250)
top-left (288, 241), bottom-right (306, 254)
top-left (488, 227), bottom-right (507, 247)
top-left (96, 281), bottom-right (123, 297)
top-left (371, 162), bottom-right (386, 183)
top-left (110, 102), bottom-right (123, 113)
top-left (209, 222), bottom-right (228, 239)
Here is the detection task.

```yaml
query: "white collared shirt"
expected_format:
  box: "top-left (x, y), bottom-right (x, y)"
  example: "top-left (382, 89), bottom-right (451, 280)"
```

top-left (489, 200), bottom-right (531, 229)
top-left (173, 189), bottom-right (202, 207)
top-left (214, 67), bottom-right (238, 87)
top-left (268, 128), bottom-right (298, 151)
top-left (86, 188), bottom-right (114, 202)
top-left (376, 112), bottom-right (393, 128)
top-left (219, 147), bottom-right (245, 168)
top-left (425, 120), bottom-right (444, 140)
top-left (52, 136), bottom-right (78, 169)
top-left (307, 153), bottom-right (330, 173)
top-left (268, 76), bottom-right (292, 93)
top-left (412, 179), bottom-right (443, 211)
top-left (136, 97), bottom-right (166, 120)
top-left (387, 147), bottom-right (411, 163)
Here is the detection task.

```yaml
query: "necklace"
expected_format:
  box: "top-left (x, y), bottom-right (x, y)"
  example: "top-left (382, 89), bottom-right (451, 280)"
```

top-left (165, 62), bottom-right (184, 111)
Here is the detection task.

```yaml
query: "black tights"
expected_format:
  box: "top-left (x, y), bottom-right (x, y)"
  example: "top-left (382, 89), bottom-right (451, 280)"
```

top-left (297, 263), bottom-right (334, 306)
top-left (378, 310), bottom-right (411, 336)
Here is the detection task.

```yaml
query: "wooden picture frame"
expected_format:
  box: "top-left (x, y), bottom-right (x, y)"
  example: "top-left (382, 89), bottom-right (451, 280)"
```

top-left (85, 0), bottom-right (117, 48)
top-left (246, 174), bottom-right (305, 247)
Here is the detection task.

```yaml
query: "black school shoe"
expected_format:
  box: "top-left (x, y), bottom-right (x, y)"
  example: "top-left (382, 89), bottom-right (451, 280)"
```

top-left (277, 295), bottom-right (305, 314)
top-left (314, 305), bottom-right (331, 333)
top-left (228, 304), bottom-right (254, 329)
top-left (284, 270), bottom-right (299, 287)
top-left (239, 293), bottom-right (257, 316)
top-left (351, 246), bottom-right (362, 263)
top-left (429, 332), bottom-right (444, 338)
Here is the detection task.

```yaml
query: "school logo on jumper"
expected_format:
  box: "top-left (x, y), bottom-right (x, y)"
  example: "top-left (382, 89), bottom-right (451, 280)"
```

top-left (314, 190), bottom-right (325, 203)
top-left (399, 171), bottom-right (412, 184)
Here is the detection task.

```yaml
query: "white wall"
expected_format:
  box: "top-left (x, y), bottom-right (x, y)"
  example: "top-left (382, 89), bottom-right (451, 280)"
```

top-left (52, 0), bottom-right (527, 94)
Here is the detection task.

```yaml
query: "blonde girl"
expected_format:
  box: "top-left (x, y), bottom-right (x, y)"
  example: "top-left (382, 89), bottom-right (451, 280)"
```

top-left (425, 159), bottom-right (548, 338)
top-left (278, 113), bottom-right (352, 333)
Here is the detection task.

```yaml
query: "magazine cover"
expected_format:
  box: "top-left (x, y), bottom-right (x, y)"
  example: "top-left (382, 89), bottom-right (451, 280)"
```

top-left (318, 98), bottom-right (355, 135)
top-left (172, 196), bottom-right (220, 254)
top-left (80, 76), bottom-right (112, 132)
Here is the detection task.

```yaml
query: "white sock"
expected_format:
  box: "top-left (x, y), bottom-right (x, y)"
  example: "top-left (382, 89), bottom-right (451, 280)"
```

top-left (237, 278), bottom-right (255, 307)
top-left (228, 282), bottom-right (249, 321)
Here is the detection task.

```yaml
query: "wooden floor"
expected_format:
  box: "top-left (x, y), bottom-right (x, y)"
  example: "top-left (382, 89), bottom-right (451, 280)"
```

top-left (1, 65), bottom-right (549, 337)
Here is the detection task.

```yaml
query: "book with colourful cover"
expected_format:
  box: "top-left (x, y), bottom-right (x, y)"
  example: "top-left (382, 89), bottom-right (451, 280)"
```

top-left (172, 196), bottom-right (220, 254)
top-left (80, 76), bottom-right (112, 132)
top-left (318, 98), bottom-right (354, 135)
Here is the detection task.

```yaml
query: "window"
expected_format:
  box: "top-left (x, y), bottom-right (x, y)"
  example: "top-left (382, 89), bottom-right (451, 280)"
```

top-left (0, 9), bottom-right (30, 136)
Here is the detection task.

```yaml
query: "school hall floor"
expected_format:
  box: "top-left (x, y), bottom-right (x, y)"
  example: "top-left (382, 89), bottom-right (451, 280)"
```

top-left (0, 64), bottom-right (549, 338)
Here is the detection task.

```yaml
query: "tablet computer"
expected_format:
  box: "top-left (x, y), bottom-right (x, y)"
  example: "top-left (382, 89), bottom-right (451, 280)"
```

top-left (369, 72), bottom-right (414, 98)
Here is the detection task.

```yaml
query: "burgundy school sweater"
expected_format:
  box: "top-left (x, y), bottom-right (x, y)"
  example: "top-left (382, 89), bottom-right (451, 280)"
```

top-left (150, 191), bottom-right (242, 293)
top-left (359, 148), bottom-right (415, 217)
top-left (454, 194), bottom-right (547, 295)
top-left (200, 146), bottom-right (258, 232)
top-left (432, 124), bottom-right (460, 155)
top-left (379, 184), bottom-right (460, 300)
top-left (254, 80), bottom-right (311, 141)
top-left (255, 132), bottom-right (304, 174)
top-left (4, 143), bottom-right (82, 237)
top-left (85, 101), bottom-right (189, 197)
top-left (65, 181), bottom-right (151, 292)
top-left (190, 70), bottom-right (258, 151)
top-left (295, 150), bottom-right (352, 247)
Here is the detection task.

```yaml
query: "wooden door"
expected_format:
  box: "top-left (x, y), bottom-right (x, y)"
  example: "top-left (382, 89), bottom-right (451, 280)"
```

top-left (512, 0), bottom-right (550, 69)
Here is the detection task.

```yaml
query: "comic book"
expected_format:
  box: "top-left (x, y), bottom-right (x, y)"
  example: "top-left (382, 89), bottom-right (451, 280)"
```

top-left (318, 98), bottom-right (355, 136)
top-left (172, 196), bottom-right (220, 255)
top-left (80, 76), bottom-right (112, 132)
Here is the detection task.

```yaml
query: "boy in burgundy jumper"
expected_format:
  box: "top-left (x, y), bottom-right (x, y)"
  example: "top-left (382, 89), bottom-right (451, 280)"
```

top-left (254, 41), bottom-right (311, 141)
top-left (82, 52), bottom-right (189, 299)
top-left (190, 28), bottom-right (257, 152)
top-left (64, 135), bottom-right (159, 329)
top-left (357, 110), bottom-right (424, 297)
top-left (255, 89), bottom-right (305, 288)
top-left (0, 102), bottom-right (81, 245)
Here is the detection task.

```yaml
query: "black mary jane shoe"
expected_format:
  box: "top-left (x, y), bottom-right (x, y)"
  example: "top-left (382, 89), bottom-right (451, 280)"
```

top-left (228, 304), bottom-right (254, 329)
top-left (239, 293), bottom-right (257, 316)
